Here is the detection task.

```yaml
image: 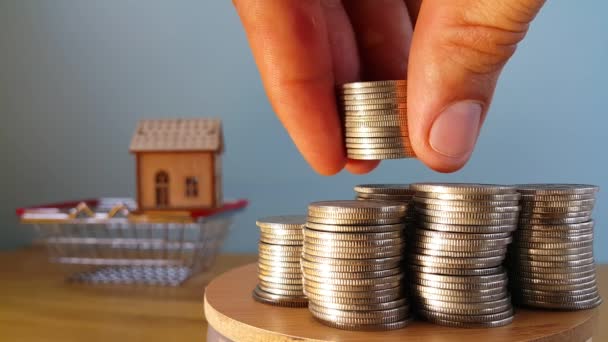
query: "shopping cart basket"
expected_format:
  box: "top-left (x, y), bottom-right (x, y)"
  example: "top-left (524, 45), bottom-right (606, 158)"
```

top-left (17, 197), bottom-right (248, 286)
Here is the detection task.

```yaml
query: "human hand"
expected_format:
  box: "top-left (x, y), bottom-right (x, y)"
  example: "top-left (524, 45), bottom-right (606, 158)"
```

top-left (233, 0), bottom-right (545, 175)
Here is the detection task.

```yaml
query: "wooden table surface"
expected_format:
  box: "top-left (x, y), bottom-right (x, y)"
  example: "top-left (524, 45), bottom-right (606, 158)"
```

top-left (0, 247), bottom-right (606, 342)
top-left (0, 247), bottom-right (256, 342)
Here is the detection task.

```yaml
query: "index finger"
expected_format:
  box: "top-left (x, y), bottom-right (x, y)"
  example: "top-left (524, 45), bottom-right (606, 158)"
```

top-left (234, 0), bottom-right (347, 175)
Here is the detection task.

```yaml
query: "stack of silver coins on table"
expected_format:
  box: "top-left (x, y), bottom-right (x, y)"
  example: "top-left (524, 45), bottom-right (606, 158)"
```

top-left (509, 184), bottom-right (602, 310)
top-left (354, 184), bottom-right (415, 225)
top-left (302, 200), bottom-right (412, 330)
top-left (253, 216), bottom-right (308, 307)
top-left (338, 80), bottom-right (415, 160)
top-left (408, 183), bottom-right (520, 328)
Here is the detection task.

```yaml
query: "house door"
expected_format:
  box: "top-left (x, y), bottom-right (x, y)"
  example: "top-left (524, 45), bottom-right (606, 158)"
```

top-left (155, 171), bottom-right (169, 207)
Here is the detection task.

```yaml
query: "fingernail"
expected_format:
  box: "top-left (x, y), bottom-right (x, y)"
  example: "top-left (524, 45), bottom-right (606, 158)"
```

top-left (429, 101), bottom-right (482, 158)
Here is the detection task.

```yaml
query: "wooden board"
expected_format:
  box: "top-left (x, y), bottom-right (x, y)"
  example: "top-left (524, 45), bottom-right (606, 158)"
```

top-left (204, 263), bottom-right (599, 342)
top-left (0, 247), bottom-right (257, 342)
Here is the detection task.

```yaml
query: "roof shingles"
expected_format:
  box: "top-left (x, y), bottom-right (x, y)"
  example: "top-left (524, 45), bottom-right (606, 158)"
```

top-left (129, 118), bottom-right (223, 152)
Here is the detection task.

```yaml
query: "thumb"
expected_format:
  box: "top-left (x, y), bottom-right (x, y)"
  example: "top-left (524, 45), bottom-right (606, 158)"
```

top-left (407, 0), bottom-right (545, 172)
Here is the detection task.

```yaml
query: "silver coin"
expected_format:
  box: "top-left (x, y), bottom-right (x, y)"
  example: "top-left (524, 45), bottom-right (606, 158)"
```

top-left (356, 193), bottom-right (413, 201)
top-left (413, 246), bottom-right (507, 258)
top-left (344, 114), bottom-right (408, 122)
top-left (343, 108), bottom-right (408, 116)
top-left (344, 120), bottom-right (408, 128)
top-left (416, 203), bottom-right (520, 213)
top-left (518, 211), bottom-right (593, 219)
top-left (346, 142), bottom-right (411, 149)
top-left (513, 269), bottom-right (595, 280)
top-left (413, 197), bottom-right (520, 207)
top-left (517, 221), bottom-right (594, 232)
top-left (347, 146), bottom-right (415, 154)
top-left (415, 229), bottom-right (511, 240)
top-left (411, 183), bottom-right (518, 195)
top-left (515, 260), bottom-right (595, 273)
top-left (519, 193), bottom-right (596, 201)
top-left (414, 272), bottom-right (507, 284)
top-left (409, 254), bottom-right (504, 268)
top-left (421, 315), bottom-right (513, 328)
top-left (418, 308), bottom-right (513, 324)
top-left (341, 80), bottom-right (407, 89)
top-left (416, 221), bottom-right (517, 233)
top-left (345, 130), bottom-right (409, 138)
top-left (418, 215), bottom-right (518, 226)
top-left (341, 97), bottom-right (406, 106)
top-left (344, 103), bottom-right (407, 111)
top-left (515, 184), bottom-right (599, 195)
top-left (341, 86), bottom-right (407, 95)
top-left (514, 233), bottom-right (593, 243)
top-left (514, 228), bottom-right (593, 239)
top-left (416, 208), bottom-right (519, 219)
top-left (512, 246), bottom-right (593, 256)
top-left (408, 264), bottom-right (505, 276)
top-left (256, 215), bottom-right (307, 230)
top-left (519, 205), bottom-right (594, 213)
top-left (307, 216), bottom-right (404, 225)
top-left (340, 92), bottom-right (407, 101)
top-left (301, 254), bottom-right (402, 266)
top-left (413, 278), bottom-right (508, 291)
top-left (307, 210), bottom-right (405, 220)
top-left (347, 151), bottom-right (416, 160)
top-left (308, 200), bottom-right (406, 214)
top-left (346, 137), bottom-right (410, 144)
top-left (305, 222), bottom-right (404, 233)
top-left (415, 192), bottom-right (521, 201)
top-left (414, 235), bottom-right (512, 247)
top-left (304, 237), bottom-right (403, 248)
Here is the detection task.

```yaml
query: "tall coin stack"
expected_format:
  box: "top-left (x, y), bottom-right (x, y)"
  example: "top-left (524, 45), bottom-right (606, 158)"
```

top-left (338, 80), bottom-right (415, 160)
top-left (510, 184), bottom-right (602, 310)
top-left (302, 200), bottom-right (412, 330)
top-left (253, 215), bottom-right (308, 307)
top-left (409, 183), bottom-right (520, 328)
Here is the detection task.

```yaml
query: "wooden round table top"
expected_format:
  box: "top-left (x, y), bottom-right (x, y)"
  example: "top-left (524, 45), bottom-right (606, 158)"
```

top-left (204, 263), bottom-right (598, 342)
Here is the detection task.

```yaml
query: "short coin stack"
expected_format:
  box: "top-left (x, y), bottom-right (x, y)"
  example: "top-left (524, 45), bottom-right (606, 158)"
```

top-left (510, 184), bottom-right (602, 310)
top-left (302, 200), bottom-right (412, 330)
top-left (354, 184), bottom-right (416, 229)
top-left (409, 183), bottom-right (520, 328)
top-left (338, 80), bottom-right (415, 160)
top-left (253, 215), bottom-right (308, 307)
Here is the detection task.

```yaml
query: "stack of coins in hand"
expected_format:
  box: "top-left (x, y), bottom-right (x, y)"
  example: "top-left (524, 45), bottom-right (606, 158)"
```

top-left (338, 80), bottom-right (415, 160)
top-left (253, 216), bottom-right (308, 307)
top-left (509, 184), bottom-right (602, 310)
top-left (302, 200), bottom-right (412, 330)
top-left (408, 183), bottom-right (520, 328)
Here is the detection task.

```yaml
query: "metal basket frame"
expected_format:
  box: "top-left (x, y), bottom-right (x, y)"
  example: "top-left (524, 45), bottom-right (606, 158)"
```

top-left (19, 198), bottom-right (247, 286)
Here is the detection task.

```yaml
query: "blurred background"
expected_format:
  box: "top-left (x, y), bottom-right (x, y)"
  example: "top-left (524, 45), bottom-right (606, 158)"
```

top-left (1, 1), bottom-right (606, 260)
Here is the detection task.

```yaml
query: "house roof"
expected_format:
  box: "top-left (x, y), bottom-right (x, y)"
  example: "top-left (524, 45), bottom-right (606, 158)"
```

top-left (129, 118), bottom-right (223, 153)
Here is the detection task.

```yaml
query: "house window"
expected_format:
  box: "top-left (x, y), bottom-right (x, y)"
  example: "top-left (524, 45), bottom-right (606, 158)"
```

top-left (155, 171), bottom-right (169, 207)
top-left (185, 177), bottom-right (199, 197)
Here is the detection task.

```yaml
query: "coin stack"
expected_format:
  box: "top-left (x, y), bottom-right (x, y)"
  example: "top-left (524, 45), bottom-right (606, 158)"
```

top-left (338, 80), bottom-right (415, 160)
top-left (509, 184), bottom-right (602, 310)
top-left (253, 215), bottom-right (308, 307)
top-left (354, 184), bottom-right (416, 230)
top-left (302, 200), bottom-right (412, 330)
top-left (408, 183), bottom-right (520, 328)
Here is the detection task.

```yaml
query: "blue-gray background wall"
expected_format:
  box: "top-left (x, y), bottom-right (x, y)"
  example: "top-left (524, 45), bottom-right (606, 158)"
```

top-left (1, 1), bottom-right (607, 260)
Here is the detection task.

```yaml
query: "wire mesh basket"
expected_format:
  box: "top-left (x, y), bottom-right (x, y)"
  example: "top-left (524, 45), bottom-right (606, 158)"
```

top-left (17, 198), bottom-right (247, 286)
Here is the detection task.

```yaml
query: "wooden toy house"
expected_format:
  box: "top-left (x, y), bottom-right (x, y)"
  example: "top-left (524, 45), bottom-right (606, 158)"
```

top-left (129, 118), bottom-right (223, 210)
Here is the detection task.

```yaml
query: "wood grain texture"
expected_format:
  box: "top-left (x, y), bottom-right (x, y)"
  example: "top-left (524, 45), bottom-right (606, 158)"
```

top-left (205, 263), bottom-right (605, 342)
top-left (0, 247), bottom-right (256, 342)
